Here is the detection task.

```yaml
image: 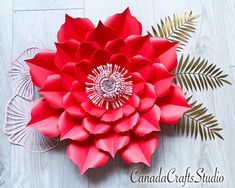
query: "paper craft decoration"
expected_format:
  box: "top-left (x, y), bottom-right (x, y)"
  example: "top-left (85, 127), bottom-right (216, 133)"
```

top-left (4, 8), bottom-right (230, 174)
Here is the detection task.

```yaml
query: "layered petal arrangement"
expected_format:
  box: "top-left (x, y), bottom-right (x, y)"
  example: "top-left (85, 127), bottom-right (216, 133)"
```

top-left (26, 8), bottom-right (191, 174)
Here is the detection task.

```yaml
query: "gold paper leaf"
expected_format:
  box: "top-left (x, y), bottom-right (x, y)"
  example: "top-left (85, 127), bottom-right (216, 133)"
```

top-left (148, 11), bottom-right (199, 51)
top-left (174, 54), bottom-right (231, 91)
top-left (174, 96), bottom-right (224, 141)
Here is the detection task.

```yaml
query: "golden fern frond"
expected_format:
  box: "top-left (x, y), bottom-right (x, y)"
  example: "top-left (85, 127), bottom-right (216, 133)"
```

top-left (148, 11), bottom-right (199, 51)
top-left (174, 96), bottom-right (223, 141)
top-left (174, 54), bottom-right (231, 91)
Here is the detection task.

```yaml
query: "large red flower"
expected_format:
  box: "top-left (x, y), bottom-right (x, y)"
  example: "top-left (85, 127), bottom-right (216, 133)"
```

top-left (26, 8), bottom-right (191, 174)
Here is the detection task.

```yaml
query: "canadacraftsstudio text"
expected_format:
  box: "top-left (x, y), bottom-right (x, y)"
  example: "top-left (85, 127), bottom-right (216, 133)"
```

top-left (130, 167), bottom-right (224, 187)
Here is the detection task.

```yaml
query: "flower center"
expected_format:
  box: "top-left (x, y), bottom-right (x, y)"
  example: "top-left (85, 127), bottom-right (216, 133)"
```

top-left (86, 63), bottom-right (133, 110)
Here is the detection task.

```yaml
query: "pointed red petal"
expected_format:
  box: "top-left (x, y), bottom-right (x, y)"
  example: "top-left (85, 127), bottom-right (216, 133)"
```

top-left (129, 55), bottom-right (153, 81)
top-left (67, 141), bottom-right (110, 174)
top-left (58, 112), bottom-right (89, 141)
top-left (120, 133), bottom-right (158, 166)
top-left (90, 49), bottom-right (111, 67)
top-left (139, 83), bottom-right (156, 111)
top-left (25, 50), bottom-right (58, 88)
top-left (133, 105), bottom-right (161, 136)
top-left (109, 54), bottom-right (131, 68)
top-left (58, 14), bottom-right (94, 43)
top-left (105, 39), bottom-right (132, 57)
top-left (151, 38), bottom-right (178, 71)
top-left (75, 59), bottom-right (93, 83)
top-left (71, 81), bottom-right (89, 102)
top-left (86, 21), bottom-right (117, 48)
top-left (82, 117), bottom-right (111, 134)
top-left (81, 101), bottom-right (106, 117)
top-left (77, 41), bottom-right (100, 60)
top-left (122, 93), bottom-right (140, 116)
top-left (114, 113), bottom-right (140, 133)
top-left (95, 132), bottom-right (130, 157)
top-left (39, 74), bottom-right (66, 108)
top-left (60, 62), bottom-right (77, 90)
top-left (55, 40), bottom-right (80, 70)
top-left (101, 108), bottom-right (123, 122)
top-left (27, 98), bottom-right (61, 137)
top-left (131, 72), bottom-right (145, 95)
top-left (63, 92), bottom-right (86, 118)
top-left (104, 8), bottom-right (142, 39)
top-left (156, 84), bottom-right (192, 124)
top-left (152, 63), bottom-right (175, 98)
top-left (125, 35), bottom-right (152, 58)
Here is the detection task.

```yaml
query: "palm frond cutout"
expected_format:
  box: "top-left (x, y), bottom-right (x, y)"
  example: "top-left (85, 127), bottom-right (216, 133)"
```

top-left (148, 11), bottom-right (199, 51)
top-left (174, 54), bottom-right (231, 91)
top-left (174, 96), bottom-right (223, 140)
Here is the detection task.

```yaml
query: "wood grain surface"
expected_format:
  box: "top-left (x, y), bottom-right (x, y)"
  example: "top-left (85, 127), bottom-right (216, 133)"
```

top-left (0, 0), bottom-right (234, 187)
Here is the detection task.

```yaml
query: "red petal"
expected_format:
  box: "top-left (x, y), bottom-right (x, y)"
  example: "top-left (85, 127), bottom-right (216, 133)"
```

top-left (120, 133), bottom-right (158, 166)
top-left (122, 104), bottom-right (135, 116)
top-left (141, 105), bottom-right (161, 129)
top-left (25, 50), bottom-right (58, 88)
top-left (114, 113), bottom-right (140, 133)
top-left (39, 74), bottom-right (66, 108)
top-left (75, 59), bottom-right (93, 83)
top-left (27, 98), bottom-right (60, 137)
top-left (63, 92), bottom-right (86, 118)
top-left (82, 117), bottom-right (111, 134)
top-left (71, 81), bottom-right (89, 102)
top-left (57, 14), bottom-right (94, 43)
top-left (104, 8), bottom-right (142, 39)
top-left (90, 49), bottom-right (111, 67)
top-left (151, 38), bottom-right (178, 71)
top-left (86, 21), bottom-right (117, 48)
top-left (131, 72), bottom-right (145, 95)
top-left (55, 40), bottom-right (80, 70)
top-left (58, 112), bottom-right (89, 141)
top-left (139, 83), bottom-right (156, 111)
top-left (61, 62), bottom-right (77, 90)
top-left (109, 54), bottom-right (131, 68)
top-left (122, 94), bottom-right (140, 116)
top-left (67, 140), bottom-right (109, 174)
top-left (156, 84), bottom-right (192, 124)
top-left (81, 101), bottom-right (106, 117)
top-left (152, 63), bottom-right (175, 98)
top-left (101, 108), bottom-right (123, 122)
top-left (105, 39), bottom-right (132, 57)
top-left (126, 35), bottom-right (178, 71)
top-left (95, 132), bottom-right (130, 157)
top-left (125, 35), bottom-right (152, 58)
top-left (77, 41), bottom-right (100, 60)
top-left (133, 105), bottom-right (161, 136)
top-left (130, 55), bottom-right (153, 81)
top-left (127, 94), bottom-right (140, 108)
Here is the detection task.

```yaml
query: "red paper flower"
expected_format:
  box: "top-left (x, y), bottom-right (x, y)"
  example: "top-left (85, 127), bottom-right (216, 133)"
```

top-left (26, 8), bottom-right (191, 174)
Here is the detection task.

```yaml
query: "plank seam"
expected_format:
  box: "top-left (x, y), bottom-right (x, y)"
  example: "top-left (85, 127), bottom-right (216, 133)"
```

top-left (13, 7), bottom-right (84, 12)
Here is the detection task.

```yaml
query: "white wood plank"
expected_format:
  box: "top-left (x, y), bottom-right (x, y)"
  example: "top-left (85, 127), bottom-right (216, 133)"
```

top-left (228, 67), bottom-right (235, 187)
top-left (13, 0), bottom-right (83, 11)
top-left (0, 0), bottom-right (13, 187)
top-left (153, 1), bottom-right (234, 188)
top-left (11, 9), bottom-right (89, 188)
top-left (0, 0), bottom-right (233, 187)
top-left (12, 9), bottom-right (83, 58)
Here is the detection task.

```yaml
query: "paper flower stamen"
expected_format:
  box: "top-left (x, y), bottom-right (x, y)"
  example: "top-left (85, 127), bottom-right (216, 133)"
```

top-left (86, 63), bottom-right (133, 109)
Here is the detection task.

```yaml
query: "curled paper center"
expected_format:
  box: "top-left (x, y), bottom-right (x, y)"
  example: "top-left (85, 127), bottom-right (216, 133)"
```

top-left (86, 63), bottom-right (133, 110)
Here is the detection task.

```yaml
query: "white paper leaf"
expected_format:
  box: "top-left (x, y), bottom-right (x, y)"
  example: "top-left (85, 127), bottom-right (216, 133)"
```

top-left (4, 95), bottom-right (59, 152)
top-left (9, 47), bottom-right (40, 100)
